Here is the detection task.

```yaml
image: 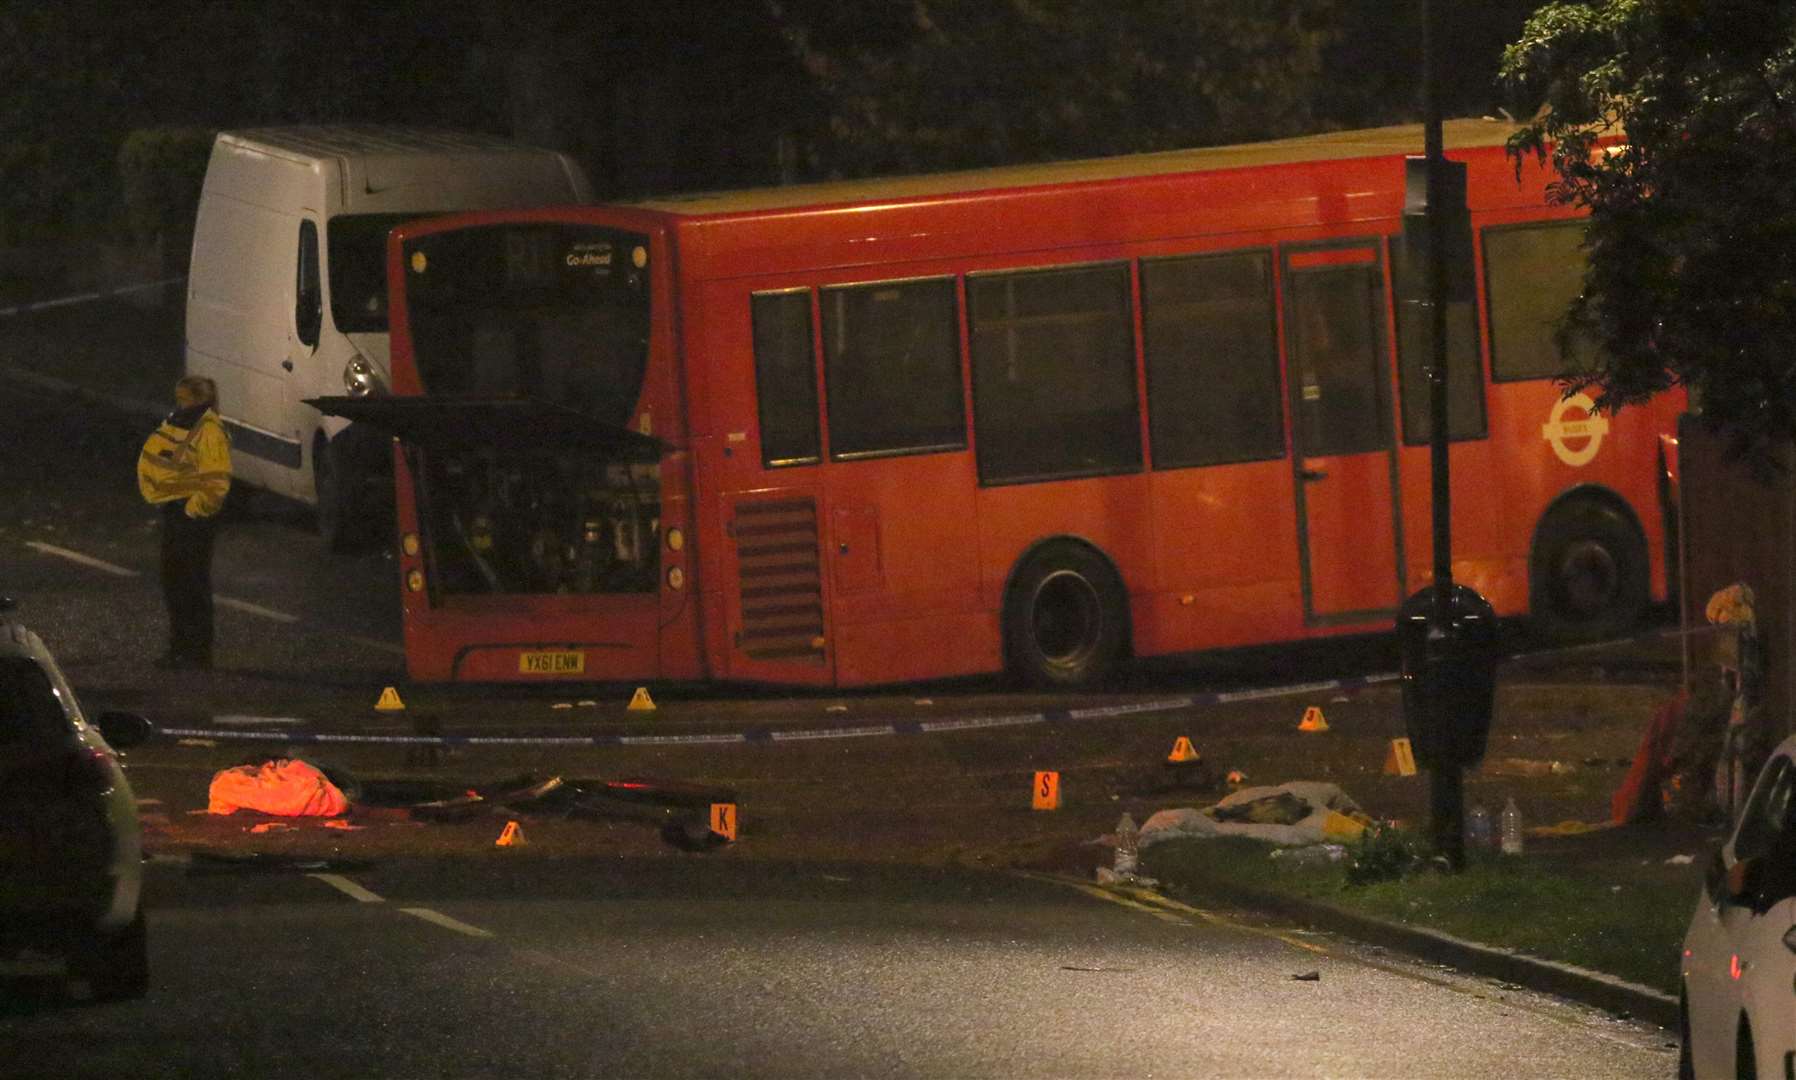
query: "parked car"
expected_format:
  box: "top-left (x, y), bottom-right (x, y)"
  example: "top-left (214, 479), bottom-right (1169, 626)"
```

top-left (1681, 733), bottom-right (1796, 1078)
top-left (0, 597), bottom-right (151, 1001)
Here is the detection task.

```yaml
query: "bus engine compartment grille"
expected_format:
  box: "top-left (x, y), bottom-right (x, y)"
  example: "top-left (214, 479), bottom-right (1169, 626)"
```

top-left (733, 497), bottom-right (826, 663)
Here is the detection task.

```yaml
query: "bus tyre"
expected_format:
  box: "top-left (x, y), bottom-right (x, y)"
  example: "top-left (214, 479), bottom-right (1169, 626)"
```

top-left (1004, 544), bottom-right (1127, 689)
top-left (313, 436), bottom-right (361, 553)
top-left (1529, 498), bottom-right (1647, 645)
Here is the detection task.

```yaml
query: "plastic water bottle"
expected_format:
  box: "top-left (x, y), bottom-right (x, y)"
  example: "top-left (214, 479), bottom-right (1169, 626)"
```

top-left (1466, 804), bottom-right (1492, 850)
top-left (1500, 797), bottom-right (1524, 856)
top-left (1114, 813), bottom-right (1140, 877)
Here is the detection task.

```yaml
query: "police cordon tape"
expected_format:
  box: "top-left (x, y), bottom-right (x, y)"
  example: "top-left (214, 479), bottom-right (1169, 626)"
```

top-left (0, 276), bottom-right (185, 319)
top-left (145, 624), bottom-right (1691, 749)
top-left (151, 674), bottom-right (1405, 749)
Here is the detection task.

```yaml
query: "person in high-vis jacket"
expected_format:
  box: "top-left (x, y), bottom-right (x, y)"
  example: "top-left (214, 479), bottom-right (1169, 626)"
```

top-left (137, 375), bottom-right (231, 670)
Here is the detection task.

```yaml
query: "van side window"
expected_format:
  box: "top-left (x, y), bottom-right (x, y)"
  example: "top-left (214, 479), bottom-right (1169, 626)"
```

top-left (296, 219), bottom-right (322, 349)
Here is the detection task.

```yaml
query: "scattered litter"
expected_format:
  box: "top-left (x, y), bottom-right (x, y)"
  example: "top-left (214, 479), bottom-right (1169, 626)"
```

top-left (552, 702), bottom-right (574, 710)
top-left (825, 704), bottom-right (848, 713)
top-left (1664, 854), bottom-right (1695, 865)
top-left (821, 874), bottom-right (852, 883)
top-left (1226, 769), bottom-right (1248, 787)
top-left (322, 819), bottom-right (366, 831)
top-left (186, 851), bottom-right (374, 875)
top-left (1141, 782), bottom-right (1374, 847)
top-left (1269, 843), bottom-right (1348, 866)
top-left (914, 699), bottom-right (934, 706)
top-left (1610, 885), bottom-right (1623, 892)
top-left (208, 759), bottom-right (349, 817)
top-left (1291, 971), bottom-right (1321, 982)
top-left (247, 822), bottom-right (294, 834)
top-left (1330, 695), bottom-right (1350, 703)
top-left (1482, 758), bottom-right (1573, 778)
top-left (576, 700), bottom-right (597, 708)
top-left (177, 738), bottom-right (218, 748)
top-left (1094, 866), bottom-right (1159, 887)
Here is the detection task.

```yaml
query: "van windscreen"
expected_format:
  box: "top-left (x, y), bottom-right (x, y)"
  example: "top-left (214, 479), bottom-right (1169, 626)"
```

top-left (328, 213), bottom-right (420, 334)
top-left (399, 223), bottom-right (652, 428)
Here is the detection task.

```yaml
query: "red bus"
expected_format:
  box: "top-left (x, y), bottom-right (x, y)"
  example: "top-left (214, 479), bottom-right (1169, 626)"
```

top-left (319, 119), bottom-right (1684, 687)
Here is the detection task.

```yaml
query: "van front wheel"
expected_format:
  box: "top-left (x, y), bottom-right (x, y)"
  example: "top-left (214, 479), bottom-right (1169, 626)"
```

top-left (313, 436), bottom-right (360, 553)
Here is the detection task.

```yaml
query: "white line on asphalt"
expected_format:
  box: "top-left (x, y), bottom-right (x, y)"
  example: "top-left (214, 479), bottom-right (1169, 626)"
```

top-left (309, 873), bottom-right (385, 904)
top-left (348, 635), bottom-right (406, 657)
top-left (215, 596), bottom-right (300, 623)
top-left (400, 907), bottom-right (494, 938)
top-left (213, 715), bottom-right (309, 726)
top-left (24, 541), bottom-right (139, 577)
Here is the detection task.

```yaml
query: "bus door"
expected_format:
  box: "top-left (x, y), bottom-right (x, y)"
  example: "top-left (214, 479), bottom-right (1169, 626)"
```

top-left (1281, 243), bottom-right (1405, 623)
top-left (724, 488), bottom-right (835, 684)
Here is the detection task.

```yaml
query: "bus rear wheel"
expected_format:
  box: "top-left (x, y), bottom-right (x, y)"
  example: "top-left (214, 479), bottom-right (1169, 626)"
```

top-left (1004, 543), bottom-right (1127, 689)
top-left (1529, 498), bottom-right (1648, 645)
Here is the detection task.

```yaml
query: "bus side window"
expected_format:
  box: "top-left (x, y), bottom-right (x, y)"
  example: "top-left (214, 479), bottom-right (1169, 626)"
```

top-left (820, 278), bottom-right (964, 460)
top-left (1484, 221), bottom-right (1601, 383)
top-left (1391, 240), bottom-right (1486, 444)
top-left (968, 263), bottom-right (1141, 484)
top-left (1141, 251), bottom-right (1284, 469)
top-left (750, 290), bottom-right (822, 468)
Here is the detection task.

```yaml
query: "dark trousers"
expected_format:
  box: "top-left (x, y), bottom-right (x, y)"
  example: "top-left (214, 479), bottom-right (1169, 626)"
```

top-left (159, 502), bottom-right (217, 661)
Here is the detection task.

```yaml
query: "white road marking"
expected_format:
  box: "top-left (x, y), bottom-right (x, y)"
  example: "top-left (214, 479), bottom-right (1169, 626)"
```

top-left (24, 541), bottom-right (138, 577)
top-left (309, 873), bottom-right (385, 904)
top-left (212, 715), bottom-right (309, 727)
top-left (400, 907), bottom-right (494, 938)
top-left (214, 596), bottom-right (300, 623)
top-left (0, 276), bottom-right (184, 318)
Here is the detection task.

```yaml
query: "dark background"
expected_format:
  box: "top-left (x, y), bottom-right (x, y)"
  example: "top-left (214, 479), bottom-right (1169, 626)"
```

top-left (1, 1), bottom-right (1544, 248)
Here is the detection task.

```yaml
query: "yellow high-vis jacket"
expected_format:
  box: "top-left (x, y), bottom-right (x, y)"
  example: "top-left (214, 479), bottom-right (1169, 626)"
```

top-left (137, 407), bottom-right (231, 518)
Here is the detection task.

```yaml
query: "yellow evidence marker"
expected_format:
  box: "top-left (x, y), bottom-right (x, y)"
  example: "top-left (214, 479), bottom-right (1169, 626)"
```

top-left (375, 686), bottom-right (406, 712)
top-left (710, 802), bottom-right (739, 841)
top-left (1384, 737), bottom-right (1418, 777)
top-left (1167, 736), bottom-right (1200, 764)
top-left (1032, 771), bottom-right (1062, 811)
top-left (495, 820), bottom-right (526, 847)
top-left (1297, 706), bottom-right (1329, 733)
top-left (627, 687), bottom-right (657, 712)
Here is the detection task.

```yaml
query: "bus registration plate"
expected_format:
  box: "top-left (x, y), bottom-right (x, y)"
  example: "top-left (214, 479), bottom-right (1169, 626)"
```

top-left (519, 650), bottom-right (585, 675)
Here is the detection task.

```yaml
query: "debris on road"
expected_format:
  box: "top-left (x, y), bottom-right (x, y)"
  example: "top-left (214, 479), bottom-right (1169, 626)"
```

top-left (207, 758), bottom-right (349, 817)
top-left (1291, 971), bottom-right (1321, 982)
top-left (1139, 782), bottom-right (1373, 847)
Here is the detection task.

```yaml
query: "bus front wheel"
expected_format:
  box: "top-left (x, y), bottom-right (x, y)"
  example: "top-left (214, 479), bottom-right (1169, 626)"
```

top-left (1004, 543), bottom-right (1127, 689)
top-left (1529, 498), bottom-right (1648, 645)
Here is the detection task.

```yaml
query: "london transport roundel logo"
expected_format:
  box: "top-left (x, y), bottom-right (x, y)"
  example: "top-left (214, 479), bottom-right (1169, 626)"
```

top-left (1541, 391), bottom-right (1610, 467)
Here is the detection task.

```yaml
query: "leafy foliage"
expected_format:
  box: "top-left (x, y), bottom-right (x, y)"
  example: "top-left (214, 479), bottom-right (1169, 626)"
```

top-left (1345, 823), bottom-right (1424, 886)
top-left (118, 129), bottom-right (213, 247)
top-left (765, 0), bottom-right (1336, 177)
top-left (1502, 1), bottom-right (1796, 459)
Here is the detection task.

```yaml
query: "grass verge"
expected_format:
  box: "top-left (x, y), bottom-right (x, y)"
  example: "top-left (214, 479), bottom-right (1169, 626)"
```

top-left (1143, 830), bottom-right (1709, 995)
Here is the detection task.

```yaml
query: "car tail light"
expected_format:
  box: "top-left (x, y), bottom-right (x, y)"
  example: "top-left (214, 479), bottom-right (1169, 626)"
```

top-left (65, 747), bottom-right (116, 796)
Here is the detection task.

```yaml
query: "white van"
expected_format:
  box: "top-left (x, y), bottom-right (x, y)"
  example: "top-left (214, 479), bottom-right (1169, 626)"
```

top-left (184, 126), bottom-right (593, 548)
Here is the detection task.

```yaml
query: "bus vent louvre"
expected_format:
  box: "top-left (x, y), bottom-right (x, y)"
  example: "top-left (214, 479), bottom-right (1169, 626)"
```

top-left (733, 497), bottom-right (826, 664)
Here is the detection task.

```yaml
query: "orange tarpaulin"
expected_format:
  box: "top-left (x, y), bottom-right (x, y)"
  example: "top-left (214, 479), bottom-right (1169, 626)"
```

top-left (208, 759), bottom-right (349, 817)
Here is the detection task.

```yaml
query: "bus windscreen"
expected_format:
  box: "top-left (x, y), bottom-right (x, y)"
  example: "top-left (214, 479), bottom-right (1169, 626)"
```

top-left (400, 223), bottom-right (651, 426)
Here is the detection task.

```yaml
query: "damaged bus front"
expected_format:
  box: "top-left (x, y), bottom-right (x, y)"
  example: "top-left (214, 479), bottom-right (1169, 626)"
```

top-left (313, 216), bottom-right (696, 682)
